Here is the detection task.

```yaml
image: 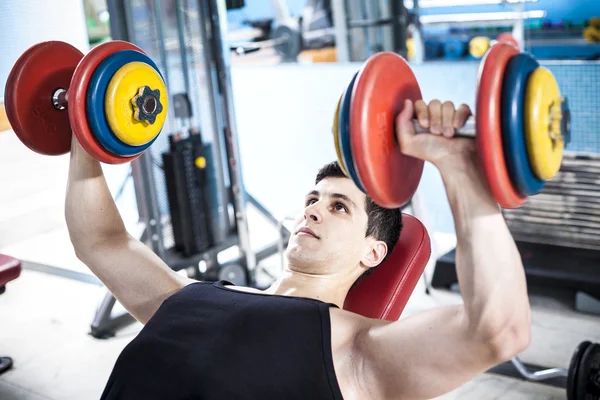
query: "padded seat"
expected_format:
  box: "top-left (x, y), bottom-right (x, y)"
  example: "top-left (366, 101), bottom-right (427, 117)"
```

top-left (0, 254), bottom-right (22, 291)
top-left (344, 213), bottom-right (431, 321)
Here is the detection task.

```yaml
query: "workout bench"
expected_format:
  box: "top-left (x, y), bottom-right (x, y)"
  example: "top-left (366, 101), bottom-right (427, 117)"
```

top-left (344, 213), bottom-right (431, 319)
top-left (0, 254), bottom-right (22, 375)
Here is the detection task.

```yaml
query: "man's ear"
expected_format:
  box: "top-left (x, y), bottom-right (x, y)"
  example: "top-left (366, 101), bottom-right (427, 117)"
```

top-left (361, 240), bottom-right (387, 268)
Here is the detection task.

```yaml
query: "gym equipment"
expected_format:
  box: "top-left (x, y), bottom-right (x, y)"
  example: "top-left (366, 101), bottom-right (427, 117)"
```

top-left (568, 341), bottom-right (592, 400)
top-left (231, 19), bottom-right (302, 62)
top-left (338, 72), bottom-right (366, 193)
top-left (219, 263), bottom-right (248, 286)
top-left (424, 39), bottom-right (443, 59)
top-left (584, 17), bottom-right (600, 44)
top-left (4, 40), bottom-right (167, 164)
top-left (525, 67), bottom-right (566, 180)
top-left (501, 53), bottom-right (545, 196)
top-left (0, 254), bottom-right (22, 376)
top-left (574, 342), bottom-right (600, 399)
top-left (4, 41), bottom-right (83, 156)
top-left (104, 63), bottom-right (166, 146)
top-left (332, 42), bottom-right (570, 209)
top-left (332, 95), bottom-right (349, 177)
top-left (497, 32), bottom-right (519, 48)
top-left (443, 37), bottom-right (468, 59)
top-left (163, 131), bottom-right (214, 257)
top-left (87, 50), bottom-right (164, 157)
top-left (345, 213), bottom-right (431, 320)
top-left (469, 36), bottom-right (490, 59)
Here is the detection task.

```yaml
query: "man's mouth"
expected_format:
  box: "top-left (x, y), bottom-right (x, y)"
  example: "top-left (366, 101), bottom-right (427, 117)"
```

top-left (296, 227), bottom-right (318, 238)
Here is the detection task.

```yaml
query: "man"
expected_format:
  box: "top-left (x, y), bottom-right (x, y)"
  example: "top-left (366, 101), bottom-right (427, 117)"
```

top-left (66, 99), bottom-right (530, 399)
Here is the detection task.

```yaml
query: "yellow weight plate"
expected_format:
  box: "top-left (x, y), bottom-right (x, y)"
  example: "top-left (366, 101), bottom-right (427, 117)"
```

top-left (105, 62), bottom-right (168, 146)
top-left (524, 67), bottom-right (564, 180)
top-left (332, 94), bottom-right (349, 177)
top-left (469, 36), bottom-right (490, 59)
top-left (406, 38), bottom-right (415, 60)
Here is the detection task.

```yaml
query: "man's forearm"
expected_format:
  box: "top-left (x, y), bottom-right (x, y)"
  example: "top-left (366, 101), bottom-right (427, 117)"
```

top-left (65, 139), bottom-right (128, 250)
top-left (437, 155), bottom-right (530, 338)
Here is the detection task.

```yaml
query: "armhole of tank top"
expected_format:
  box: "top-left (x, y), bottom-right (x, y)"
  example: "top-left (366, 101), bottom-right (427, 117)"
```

top-left (318, 303), bottom-right (345, 400)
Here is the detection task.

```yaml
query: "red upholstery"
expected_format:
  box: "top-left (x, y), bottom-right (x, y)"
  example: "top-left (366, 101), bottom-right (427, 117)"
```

top-left (344, 213), bottom-right (431, 321)
top-left (0, 254), bottom-right (21, 287)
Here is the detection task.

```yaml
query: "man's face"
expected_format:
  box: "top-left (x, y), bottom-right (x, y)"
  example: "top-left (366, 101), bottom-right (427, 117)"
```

top-left (285, 177), bottom-right (385, 277)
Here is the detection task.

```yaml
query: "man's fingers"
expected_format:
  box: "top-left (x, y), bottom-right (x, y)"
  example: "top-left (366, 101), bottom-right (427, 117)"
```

top-left (442, 101), bottom-right (455, 138)
top-left (396, 99), bottom-right (416, 141)
top-left (454, 103), bottom-right (473, 128)
top-left (414, 100), bottom-right (429, 128)
top-left (428, 100), bottom-right (442, 134)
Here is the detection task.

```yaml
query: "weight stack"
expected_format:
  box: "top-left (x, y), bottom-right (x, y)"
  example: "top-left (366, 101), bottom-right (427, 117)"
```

top-left (162, 131), bottom-right (214, 257)
top-left (502, 153), bottom-right (600, 251)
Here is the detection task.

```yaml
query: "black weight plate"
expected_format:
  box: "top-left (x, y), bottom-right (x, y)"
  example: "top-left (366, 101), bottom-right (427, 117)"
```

top-left (569, 341), bottom-right (592, 400)
top-left (577, 342), bottom-right (600, 400)
top-left (272, 23), bottom-right (301, 61)
top-left (218, 264), bottom-right (247, 286)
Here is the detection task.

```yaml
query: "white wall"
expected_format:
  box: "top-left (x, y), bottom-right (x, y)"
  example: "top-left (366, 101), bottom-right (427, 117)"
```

top-left (230, 61), bottom-right (481, 234)
top-left (0, 0), bottom-right (90, 99)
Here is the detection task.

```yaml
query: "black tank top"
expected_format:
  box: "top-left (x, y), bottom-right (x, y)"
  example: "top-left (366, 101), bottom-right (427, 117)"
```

top-left (99, 280), bottom-right (345, 400)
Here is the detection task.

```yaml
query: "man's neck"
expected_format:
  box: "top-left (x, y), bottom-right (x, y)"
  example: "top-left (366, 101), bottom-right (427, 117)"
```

top-left (264, 268), bottom-right (351, 308)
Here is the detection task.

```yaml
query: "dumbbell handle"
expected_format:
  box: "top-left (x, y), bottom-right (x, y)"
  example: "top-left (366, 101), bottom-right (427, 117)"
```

top-left (52, 88), bottom-right (68, 110)
top-left (412, 115), bottom-right (477, 138)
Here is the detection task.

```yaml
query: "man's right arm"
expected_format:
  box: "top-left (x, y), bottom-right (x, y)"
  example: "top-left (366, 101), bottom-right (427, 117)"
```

top-left (65, 135), bottom-right (195, 324)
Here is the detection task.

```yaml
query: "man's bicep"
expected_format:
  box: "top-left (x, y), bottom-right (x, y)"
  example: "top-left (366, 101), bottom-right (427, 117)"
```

top-left (79, 234), bottom-right (195, 323)
top-left (357, 305), bottom-right (496, 400)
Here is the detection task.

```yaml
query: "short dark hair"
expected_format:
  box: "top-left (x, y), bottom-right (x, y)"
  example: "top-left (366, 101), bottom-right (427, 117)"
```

top-left (315, 161), bottom-right (403, 288)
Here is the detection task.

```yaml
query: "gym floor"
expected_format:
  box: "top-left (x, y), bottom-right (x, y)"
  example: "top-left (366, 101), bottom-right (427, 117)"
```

top-left (1, 126), bottom-right (600, 399)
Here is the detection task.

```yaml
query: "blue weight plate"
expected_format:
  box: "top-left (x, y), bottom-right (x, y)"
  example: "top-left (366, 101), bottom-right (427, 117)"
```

top-left (443, 37), bottom-right (468, 59)
top-left (338, 72), bottom-right (366, 193)
top-left (502, 52), bottom-right (545, 196)
top-left (87, 49), bottom-right (164, 157)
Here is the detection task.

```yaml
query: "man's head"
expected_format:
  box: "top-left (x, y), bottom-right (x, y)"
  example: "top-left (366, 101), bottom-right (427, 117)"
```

top-left (285, 161), bottom-right (403, 289)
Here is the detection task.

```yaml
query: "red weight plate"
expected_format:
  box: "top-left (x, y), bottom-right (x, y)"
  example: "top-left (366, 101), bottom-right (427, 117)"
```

top-left (4, 41), bottom-right (83, 155)
top-left (476, 43), bottom-right (526, 209)
top-left (496, 32), bottom-right (519, 49)
top-left (350, 52), bottom-right (424, 209)
top-left (69, 40), bottom-right (146, 164)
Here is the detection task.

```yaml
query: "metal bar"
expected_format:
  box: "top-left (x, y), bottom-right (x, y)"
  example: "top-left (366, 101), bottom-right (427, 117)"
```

top-left (414, 116), bottom-right (476, 137)
top-left (151, 0), bottom-right (172, 92)
top-left (247, 193), bottom-right (291, 239)
top-left (196, 0), bottom-right (232, 245)
top-left (331, 0), bottom-right (350, 62)
top-left (230, 35), bottom-right (288, 52)
top-left (405, 0), bottom-right (538, 7)
top-left (206, 0), bottom-right (257, 278)
top-left (419, 10), bottom-right (546, 27)
top-left (106, 0), bottom-right (130, 41)
top-left (348, 17), bottom-right (395, 29)
top-left (175, 0), bottom-right (193, 98)
top-left (510, 357), bottom-right (568, 381)
top-left (390, 0), bottom-right (408, 59)
top-left (90, 291), bottom-right (136, 339)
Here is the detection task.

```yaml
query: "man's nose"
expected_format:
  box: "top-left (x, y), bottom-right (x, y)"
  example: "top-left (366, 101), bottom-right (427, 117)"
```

top-left (304, 204), bottom-right (322, 223)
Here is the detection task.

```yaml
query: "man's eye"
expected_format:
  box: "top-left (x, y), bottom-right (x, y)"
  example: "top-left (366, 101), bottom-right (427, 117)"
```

top-left (334, 203), bottom-right (347, 212)
top-left (306, 198), bottom-right (317, 206)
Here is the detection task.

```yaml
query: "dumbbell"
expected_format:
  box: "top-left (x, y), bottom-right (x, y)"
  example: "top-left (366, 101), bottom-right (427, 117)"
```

top-left (584, 17), bottom-right (600, 44)
top-left (567, 341), bottom-right (600, 400)
top-left (469, 32), bottom-right (517, 60)
top-left (3, 40), bottom-right (168, 164)
top-left (332, 42), bottom-right (571, 209)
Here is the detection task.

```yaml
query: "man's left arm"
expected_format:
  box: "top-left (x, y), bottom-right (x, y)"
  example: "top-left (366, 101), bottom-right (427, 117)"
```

top-left (352, 110), bottom-right (531, 399)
